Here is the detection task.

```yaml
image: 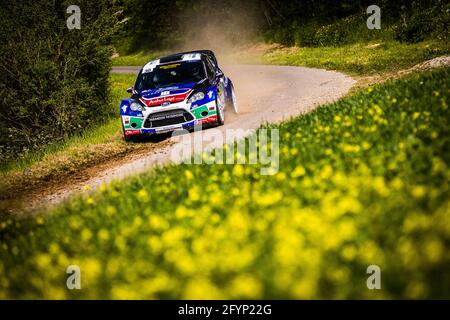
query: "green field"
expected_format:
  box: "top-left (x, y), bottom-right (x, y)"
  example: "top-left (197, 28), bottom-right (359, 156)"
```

top-left (262, 41), bottom-right (450, 75)
top-left (1, 67), bottom-right (448, 299)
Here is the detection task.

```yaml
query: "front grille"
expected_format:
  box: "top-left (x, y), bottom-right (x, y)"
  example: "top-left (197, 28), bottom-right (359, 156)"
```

top-left (143, 109), bottom-right (194, 128)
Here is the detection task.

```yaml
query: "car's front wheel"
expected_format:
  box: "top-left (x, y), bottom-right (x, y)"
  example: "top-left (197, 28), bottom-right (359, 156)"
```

top-left (229, 85), bottom-right (238, 114)
top-left (215, 89), bottom-right (225, 126)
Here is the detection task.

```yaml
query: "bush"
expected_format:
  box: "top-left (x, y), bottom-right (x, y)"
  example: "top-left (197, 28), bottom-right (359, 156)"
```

top-left (395, 3), bottom-right (450, 43)
top-left (0, 0), bottom-right (119, 163)
top-left (267, 14), bottom-right (389, 48)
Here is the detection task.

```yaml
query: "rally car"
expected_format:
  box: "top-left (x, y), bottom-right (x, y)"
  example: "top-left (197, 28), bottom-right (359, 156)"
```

top-left (120, 50), bottom-right (238, 141)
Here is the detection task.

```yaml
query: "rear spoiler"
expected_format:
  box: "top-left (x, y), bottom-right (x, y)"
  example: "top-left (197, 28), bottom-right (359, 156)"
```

top-left (172, 50), bottom-right (219, 67)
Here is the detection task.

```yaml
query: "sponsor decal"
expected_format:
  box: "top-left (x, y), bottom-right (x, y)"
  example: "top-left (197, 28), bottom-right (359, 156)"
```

top-left (140, 90), bottom-right (192, 107)
top-left (198, 115), bottom-right (217, 124)
top-left (150, 111), bottom-right (185, 121)
top-left (156, 125), bottom-right (182, 133)
top-left (160, 63), bottom-right (181, 70)
top-left (121, 105), bottom-right (127, 113)
top-left (142, 60), bottom-right (160, 73)
top-left (182, 53), bottom-right (201, 61)
top-left (124, 129), bottom-right (141, 136)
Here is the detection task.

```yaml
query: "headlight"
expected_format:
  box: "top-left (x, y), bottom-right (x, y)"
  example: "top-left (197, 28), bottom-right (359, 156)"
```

top-left (188, 92), bottom-right (205, 104)
top-left (130, 101), bottom-right (145, 112)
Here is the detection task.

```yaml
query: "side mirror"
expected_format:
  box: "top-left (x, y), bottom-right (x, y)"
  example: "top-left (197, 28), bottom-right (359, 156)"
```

top-left (127, 87), bottom-right (133, 93)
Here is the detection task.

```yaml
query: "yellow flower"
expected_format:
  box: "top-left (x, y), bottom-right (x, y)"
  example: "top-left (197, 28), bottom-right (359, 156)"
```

top-left (411, 185), bottom-right (426, 198)
top-left (184, 170), bottom-right (194, 180)
top-left (292, 278), bottom-right (318, 299)
top-left (422, 238), bottom-right (444, 264)
top-left (188, 186), bottom-right (200, 201)
top-left (232, 164), bottom-right (244, 177)
top-left (81, 258), bottom-right (102, 286)
top-left (81, 228), bottom-right (92, 242)
top-left (148, 215), bottom-right (169, 230)
top-left (147, 236), bottom-right (162, 254)
top-left (362, 141), bottom-right (371, 150)
top-left (97, 229), bottom-right (110, 241)
top-left (35, 216), bottom-right (45, 225)
top-left (255, 191), bottom-right (282, 206)
top-left (105, 205), bottom-right (116, 217)
top-left (390, 177), bottom-right (404, 190)
top-left (111, 285), bottom-right (141, 299)
top-left (228, 275), bottom-right (262, 298)
top-left (292, 166), bottom-right (306, 178)
top-left (373, 176), bottom-right (389, 197)
top-left (137, 188), bottom-right (149, 202)
top-left (341, 144), bottom-right (359, 153)
top-left (341, 245), bottom-right (357, 261)
top-left (35, 254), bottom-right (52, 269)
top-left (275, 172), bottom-right (286, 181)
top-left (183, 278), bottom-right (224, 299)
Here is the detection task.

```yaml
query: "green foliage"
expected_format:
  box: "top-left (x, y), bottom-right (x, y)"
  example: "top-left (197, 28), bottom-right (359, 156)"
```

top-left (263, 1), bottom-right (448, 47)
top-left (112, 51), bottom-right (168, 67)
top-left (118, 0), bottom-right (183, 52)
top-left (0, 68), bottom-right (448, 299)
top-left (0, 0), bottom-right (119, 164)
top-left (311, 14), bottom-right (391, 47)
top-left (395, 3), bottom-right (450, 43)
top-left (0, 73), bottom-right (133, 174)
top-left (263, 41), bottom-right (450, 75)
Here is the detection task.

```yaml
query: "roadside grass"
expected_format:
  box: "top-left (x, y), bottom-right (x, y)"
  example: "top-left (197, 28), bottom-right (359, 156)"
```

top-left (112, 50), bottom-right (168, 67)
top-left (0, 73), bottom-right (137, 202)
top-left (112, 40), bottom-right (450, 77)
top-left (262, 40), bottom-right (450, 76)
top-left (1, 68), bottom-right (448, 299)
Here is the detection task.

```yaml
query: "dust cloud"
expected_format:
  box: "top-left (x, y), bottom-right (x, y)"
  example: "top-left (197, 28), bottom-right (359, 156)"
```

top-left (175, 1), bottom-right (263, 63)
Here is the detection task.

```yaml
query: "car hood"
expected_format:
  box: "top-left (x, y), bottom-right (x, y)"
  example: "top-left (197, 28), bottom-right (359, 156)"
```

top-left (137, 80), bottom-right (210, 107)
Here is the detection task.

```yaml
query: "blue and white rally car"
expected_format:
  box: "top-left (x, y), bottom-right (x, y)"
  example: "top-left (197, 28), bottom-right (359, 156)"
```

top-left (120, 50), bottom-right (238, 141)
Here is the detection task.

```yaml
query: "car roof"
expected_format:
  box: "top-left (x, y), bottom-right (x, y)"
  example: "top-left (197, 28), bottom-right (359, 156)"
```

top-left (142, 50), bottom-right (218, 73)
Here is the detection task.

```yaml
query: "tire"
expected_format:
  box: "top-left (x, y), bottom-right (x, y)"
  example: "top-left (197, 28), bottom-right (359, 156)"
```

top-left (215, 87), bottom-right (225, 126)
top-left (229, 85), bottom-right (239, 114)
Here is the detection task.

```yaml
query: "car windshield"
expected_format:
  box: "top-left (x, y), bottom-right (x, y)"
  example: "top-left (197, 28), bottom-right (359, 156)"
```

top-left (135, 61), bottom-right (206, 91)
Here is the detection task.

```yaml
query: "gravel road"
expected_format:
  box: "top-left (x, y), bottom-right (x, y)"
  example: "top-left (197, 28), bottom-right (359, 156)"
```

top-left (32, 64), bottom-right (355, 209)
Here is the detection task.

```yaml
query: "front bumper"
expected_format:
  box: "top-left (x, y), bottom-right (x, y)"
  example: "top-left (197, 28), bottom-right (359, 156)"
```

top-left (122, 101), bottom-right (217, 136)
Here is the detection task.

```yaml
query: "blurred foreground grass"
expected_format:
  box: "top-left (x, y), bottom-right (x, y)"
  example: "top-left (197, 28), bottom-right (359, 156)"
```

top-left (0, 68), bottom-right (448, 299)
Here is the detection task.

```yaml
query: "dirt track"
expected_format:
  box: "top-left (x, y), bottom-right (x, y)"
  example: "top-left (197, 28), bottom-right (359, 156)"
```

top-left (28, 64), bottom-right (355, 210)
